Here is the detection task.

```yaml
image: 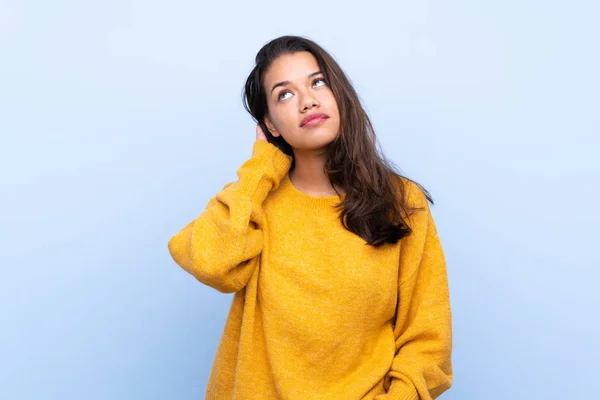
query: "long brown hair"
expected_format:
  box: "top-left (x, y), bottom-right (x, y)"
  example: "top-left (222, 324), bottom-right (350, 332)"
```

top-left (243, 35), bottom-right (433, 247)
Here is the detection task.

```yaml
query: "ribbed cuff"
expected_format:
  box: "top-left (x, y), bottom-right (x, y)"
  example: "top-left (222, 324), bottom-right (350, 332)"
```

top-left (251, 140), bottom-right (291, 182)
top-left (386, 381), bottom-right (419, 400)
top-left (236, 140), bottom-right (292, 205)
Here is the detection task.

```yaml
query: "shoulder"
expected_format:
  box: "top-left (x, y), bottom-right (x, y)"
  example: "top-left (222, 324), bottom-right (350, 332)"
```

top-left (393, 175), bottom-right (436, 241)
top-left (394, 175), bottom-right (431, 211)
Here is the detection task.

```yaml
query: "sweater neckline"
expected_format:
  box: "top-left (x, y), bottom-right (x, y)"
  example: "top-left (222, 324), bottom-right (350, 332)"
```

top-left (278, 173), bottom-right (346, 209)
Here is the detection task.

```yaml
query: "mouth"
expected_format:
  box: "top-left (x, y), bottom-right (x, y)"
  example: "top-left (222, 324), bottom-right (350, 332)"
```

top-left (300, 113), bottom-right (329, 127)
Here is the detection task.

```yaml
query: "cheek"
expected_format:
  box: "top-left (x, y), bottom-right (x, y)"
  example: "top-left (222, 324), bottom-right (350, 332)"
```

top-left (273, 106), bottom-right (298, 131)
top-left (324, 93), bottom-right (340, 114)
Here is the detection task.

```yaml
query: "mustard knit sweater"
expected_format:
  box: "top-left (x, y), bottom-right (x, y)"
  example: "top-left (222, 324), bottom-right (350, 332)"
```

top-left (168, 140), bottom-right (453, 400)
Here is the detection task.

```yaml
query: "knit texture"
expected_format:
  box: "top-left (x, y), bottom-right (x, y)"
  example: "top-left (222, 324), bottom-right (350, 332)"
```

top-left (168, 140), bottom-right (452, 399)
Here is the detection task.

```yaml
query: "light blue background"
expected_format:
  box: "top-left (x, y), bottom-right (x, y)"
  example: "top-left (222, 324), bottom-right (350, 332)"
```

top-left (1, 1), bottom-right (598, 399)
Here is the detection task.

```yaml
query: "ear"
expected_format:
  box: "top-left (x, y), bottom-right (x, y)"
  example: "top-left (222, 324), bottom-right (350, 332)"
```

top-left (264, 115), bottom-right (281, 137)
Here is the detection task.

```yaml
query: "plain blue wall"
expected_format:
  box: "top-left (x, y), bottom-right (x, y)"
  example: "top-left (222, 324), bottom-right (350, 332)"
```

top-left (1, 1), bottom-right (598, 399)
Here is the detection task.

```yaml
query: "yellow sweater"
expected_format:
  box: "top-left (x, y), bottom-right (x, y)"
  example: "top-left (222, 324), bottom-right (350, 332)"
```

top-left (168, 140), bottom-right (452, 400)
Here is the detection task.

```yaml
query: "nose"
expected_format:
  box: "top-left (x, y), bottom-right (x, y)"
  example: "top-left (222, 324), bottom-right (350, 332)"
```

top-left (300, 91), bottom-right (319, 111)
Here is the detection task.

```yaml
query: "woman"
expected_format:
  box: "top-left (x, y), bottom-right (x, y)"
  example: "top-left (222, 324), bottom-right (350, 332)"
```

top-left (168, 35), bottom-right (452, 399)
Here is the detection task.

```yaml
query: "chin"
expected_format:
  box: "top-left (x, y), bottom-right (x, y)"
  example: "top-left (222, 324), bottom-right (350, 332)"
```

top-left (280, 126), bottom-right (339, 149)
top-left (300, 134), bottom-right (337, 151)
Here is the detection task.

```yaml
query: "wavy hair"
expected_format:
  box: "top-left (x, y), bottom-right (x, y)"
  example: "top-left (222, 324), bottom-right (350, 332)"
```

top-left (243, 35), bottom-right (433, 247)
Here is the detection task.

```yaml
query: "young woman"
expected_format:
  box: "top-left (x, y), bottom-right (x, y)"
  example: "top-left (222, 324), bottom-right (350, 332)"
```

top-left (168, 35), bottom-right (452, 400)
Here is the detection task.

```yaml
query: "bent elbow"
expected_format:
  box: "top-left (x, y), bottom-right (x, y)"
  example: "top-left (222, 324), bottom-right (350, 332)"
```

top-left (167, 231), bottom-right (194, 274)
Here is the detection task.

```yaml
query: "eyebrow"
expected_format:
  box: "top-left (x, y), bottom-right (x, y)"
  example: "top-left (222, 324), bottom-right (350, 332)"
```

top-left (270, 71), bottom-right (323, 95)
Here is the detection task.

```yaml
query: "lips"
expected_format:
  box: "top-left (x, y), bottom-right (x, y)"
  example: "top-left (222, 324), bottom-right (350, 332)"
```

top-left (300, 113), bottom-right (329, 127)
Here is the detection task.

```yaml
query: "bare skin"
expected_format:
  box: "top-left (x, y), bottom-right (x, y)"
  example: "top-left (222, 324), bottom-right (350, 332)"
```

top-left (255, 123), bottom-right (342, 197)
top-left (255, 123), bottom-right (268, 142)
top-left (259, 51), bottom-right (344, 197)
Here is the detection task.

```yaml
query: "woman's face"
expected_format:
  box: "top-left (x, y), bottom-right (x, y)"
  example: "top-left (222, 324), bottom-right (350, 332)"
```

top-left (263, 51), bottom-right (341, 152)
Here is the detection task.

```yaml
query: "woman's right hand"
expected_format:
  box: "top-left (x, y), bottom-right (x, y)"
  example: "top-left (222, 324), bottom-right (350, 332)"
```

top-left (256, 123), bottom-right (268, 142)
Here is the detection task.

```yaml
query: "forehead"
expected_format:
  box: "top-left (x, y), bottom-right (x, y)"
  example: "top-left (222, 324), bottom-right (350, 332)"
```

top-left (263, 51), bottom-right (320, 87)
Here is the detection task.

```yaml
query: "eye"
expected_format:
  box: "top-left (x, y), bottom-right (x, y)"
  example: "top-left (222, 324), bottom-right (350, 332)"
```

top-left (278, 90), bottom-right (292, 101)
top-left (313, 77), bottom-right (326, 87)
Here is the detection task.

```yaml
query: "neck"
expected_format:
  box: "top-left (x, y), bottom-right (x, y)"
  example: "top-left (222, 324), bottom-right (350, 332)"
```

top-left (289, 150), bottom-right (343, 197)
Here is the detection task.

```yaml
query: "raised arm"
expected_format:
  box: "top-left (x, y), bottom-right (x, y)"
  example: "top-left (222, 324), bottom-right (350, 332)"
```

top-left (167, 139), bottom-right (291, 293)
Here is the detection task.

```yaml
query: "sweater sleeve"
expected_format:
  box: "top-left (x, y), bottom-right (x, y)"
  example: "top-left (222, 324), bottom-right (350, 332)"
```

top-left (167, 140), bottom-right (291, 293)
top-left (377, 188), bottom-right (453, 400)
